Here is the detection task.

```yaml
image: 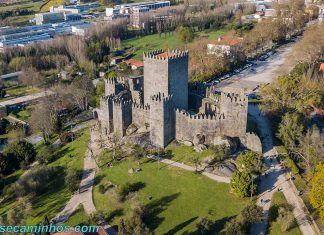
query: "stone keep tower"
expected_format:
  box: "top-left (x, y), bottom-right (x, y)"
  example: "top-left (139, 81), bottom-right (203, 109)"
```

top-left (143, 49), bottom-right (189, 110)
top-left (150, 93), bottom-right (174, 148)
top-left (220, 89), bottom-right (248, 137)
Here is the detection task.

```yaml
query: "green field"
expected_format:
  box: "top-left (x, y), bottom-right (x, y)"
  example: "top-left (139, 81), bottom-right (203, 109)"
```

top-left (267, 192), bottom-right (302, 235)
top-left (0, 0), bottom-right (42, 12)
top-left (122, 28), bottom-right (228, 60)
top-left (0, 128), bottom-right (90, 225)
top-left (93, 157), bottom-right (247, 234)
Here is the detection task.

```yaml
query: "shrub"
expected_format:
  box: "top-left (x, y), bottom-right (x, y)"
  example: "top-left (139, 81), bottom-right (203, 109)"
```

top-left (98, 184), bottom-right (106, 194)
top-left (59, 132), bottom-right (75, 144)
top-left (223, 218), bottom-right (245, 235)
top-left (277, 207), bottom-right (296, 232)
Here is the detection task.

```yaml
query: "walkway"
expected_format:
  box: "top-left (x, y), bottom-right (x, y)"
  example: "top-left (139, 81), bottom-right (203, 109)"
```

top-left (54, 126), bottom-right (100, 224)
top-left (147, 155), bottom-right (231, 183)
top-left (249, 105), bottom-right (317, 235)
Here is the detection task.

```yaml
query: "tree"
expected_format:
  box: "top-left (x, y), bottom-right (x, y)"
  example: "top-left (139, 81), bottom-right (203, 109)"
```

top-left (190, 156), bottom-right (201, 173)
top-left (236, 151), bottom-right (263, 174)
top-left (277, 113), bottom-right (304, 148)
top-left (277, 207), bottom-right (296, 232)
top-left (210, 144), bottom-right (230, 163)
top-left (65, 169), bottom-right (81, 193)
top-left (196, 217), bottom-right (214, 235)
top-left (176, 26), bottom-right (195, 43)
top-left (223, 218), bottom-right (245, 235)
top-left (18, 67), bottom-right (43, 88)
top-left (30, 98), bottom-right (58, 143)
top-left (230, 170), bottom-right (255, 198)
top-left (4, 140), bottom-right (36, 168)
top-left (6, 198), bottom-right (32, 225)
top-left (0, 118), bottom-right (9, 135)
top-left (240, 204), bottom-right (263, 224)
top-left (0, 86), bottom-right (6, 98)
top-left (309, 163), bottom-right (324, 220)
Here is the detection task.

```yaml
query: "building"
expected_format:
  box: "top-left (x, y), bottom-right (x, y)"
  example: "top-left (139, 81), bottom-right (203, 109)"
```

top-left (35, 12), bottom-right (65, 25)
top-left (0, 21), bottom-right (89, 49)
top-left (207, 36), bottom-right (243, 59)
top-left (105, 0), bottom-right (170, 26)
top-left (50, 3), bottom-right (99, 14)
top-left (124, 59), bottom-right (144, 70)
top-left (97, 49), bottom-right (260, 150)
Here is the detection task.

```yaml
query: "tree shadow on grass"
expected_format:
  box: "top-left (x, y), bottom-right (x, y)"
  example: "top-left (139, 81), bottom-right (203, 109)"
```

top-left (105, 208), bottom-right (124, 223)
top-left (144, 192), bottom-right (181, 231)
top-left (182, 216), bottom-right (234, 235)
top-left (164, 216), bottom-right (198, 235)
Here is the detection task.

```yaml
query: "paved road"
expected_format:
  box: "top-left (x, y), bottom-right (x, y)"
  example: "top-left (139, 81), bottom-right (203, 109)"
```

top-left (0, 90), bottom-right (53, 107)
top-left (147, 155), bottom-right (231, 183)
top-left (248, 105), bottom-right (317, 235)
top-left (212, 39), bottom-right (298, 93)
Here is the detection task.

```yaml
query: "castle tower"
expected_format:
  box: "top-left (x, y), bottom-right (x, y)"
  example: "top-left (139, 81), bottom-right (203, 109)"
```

top-left (220, 88), bottom-right (248, 137)
top-left (143, 49), bottom-right (189, 110)
top-left (112, 99), bottom-right (132, 137)
top-left (149, 93), bottom-right (174, 147)
top-left (99, 95), bottom-right (114, 136)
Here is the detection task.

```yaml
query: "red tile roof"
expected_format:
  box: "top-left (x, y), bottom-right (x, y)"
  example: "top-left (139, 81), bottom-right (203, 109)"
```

top-left (156, 52), bottom-right (177, 58)
top-left (319, 63), bottom-right (324, 72)
top-left (209, 36), bottom-right (243, 46)
top-left (124, 59), bottom-right (144, 68)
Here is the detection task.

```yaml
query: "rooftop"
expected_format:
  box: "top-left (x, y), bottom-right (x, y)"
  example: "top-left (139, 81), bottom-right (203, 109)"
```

top-left (124, 59), bottom-right (144, 67)
top-left (209, 35), bottom-right (243, 46)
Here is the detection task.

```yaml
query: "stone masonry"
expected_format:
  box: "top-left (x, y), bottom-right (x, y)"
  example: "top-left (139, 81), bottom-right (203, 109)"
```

top-left (97, 49), bottom-right (260, 150)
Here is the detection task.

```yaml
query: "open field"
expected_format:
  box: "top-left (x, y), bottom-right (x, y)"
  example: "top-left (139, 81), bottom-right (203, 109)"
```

top-left (93, 157), bottom-right (247, 234)
top-left (0, 128), bottom-right (90, 225)
top-left (0, 0), bottom-right (42, 12)
top-left (122, 28), bottom-right (228, 60)
top-left (267, 192), bottom-right (302, 235)
top-left (40, 0), bottom-right (64, 12)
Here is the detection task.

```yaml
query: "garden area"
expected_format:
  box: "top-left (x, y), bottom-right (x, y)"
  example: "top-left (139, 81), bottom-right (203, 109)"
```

top-left (93, 156), bottom-right (248, 234)
top-left (0, 128), bottom-right (90, 225)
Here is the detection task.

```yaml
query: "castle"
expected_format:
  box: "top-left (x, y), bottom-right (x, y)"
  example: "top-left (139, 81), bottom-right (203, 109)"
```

top-left (97, 49), bottom-right (261, 151)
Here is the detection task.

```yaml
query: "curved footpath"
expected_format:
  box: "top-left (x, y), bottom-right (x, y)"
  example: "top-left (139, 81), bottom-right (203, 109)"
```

top-left (249, 105), bottom-right (318, 235)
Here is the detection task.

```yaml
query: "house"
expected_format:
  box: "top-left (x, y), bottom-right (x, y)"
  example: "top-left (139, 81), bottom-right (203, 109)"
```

top-left (124, 59), bottom-right (144, 70)
top-left (110, 56), bottom-right (125, 65)
top-left (207, 35), bottom-right (243, 59)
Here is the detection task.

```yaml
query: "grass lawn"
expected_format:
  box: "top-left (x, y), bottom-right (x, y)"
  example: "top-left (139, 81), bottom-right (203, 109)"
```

top-left (0, 86), bottom-right (39, 101)
top-left (267, 192), bottom-right (302, 235)
top-left (0, 128), bottom-right (90, 225)
top-left (93, 158), bottom-right (247, 234)
top-left (122, 28), bottom-right (228, 60)
top-left (0, 0), bottom-right (42, 12)
top-left (166, 144), bottom-right (214, 166)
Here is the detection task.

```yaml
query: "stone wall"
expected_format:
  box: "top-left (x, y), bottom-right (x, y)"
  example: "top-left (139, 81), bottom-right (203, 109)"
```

top-left (132, 103), bottom-right (150, 127)
top-left (175, 109), bottom-right (226, 144)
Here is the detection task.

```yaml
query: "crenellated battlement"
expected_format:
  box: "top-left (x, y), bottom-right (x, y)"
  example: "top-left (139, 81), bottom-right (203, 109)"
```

top-left (221, 92), bottom-right (248, 103)
top-left (175, 109), bottom-right (225, 121)
top-left (105, 77), bottom-right (128, 85)
top-left (144, 49), bottom-right (189, 61)
top-left (132, 102), bottom-right (150, 111)
top-left (112, 98), bottom-right (132, 107)
top-left (150, 93), bottom-right (173, 103)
